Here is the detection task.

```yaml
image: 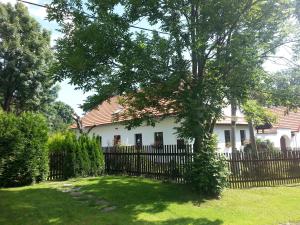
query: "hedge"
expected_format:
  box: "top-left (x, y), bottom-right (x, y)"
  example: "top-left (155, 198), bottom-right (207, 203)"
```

top-left (48, 132), bottom-right (104, 178)
top-left (0, 112), bottom-right (49, 187)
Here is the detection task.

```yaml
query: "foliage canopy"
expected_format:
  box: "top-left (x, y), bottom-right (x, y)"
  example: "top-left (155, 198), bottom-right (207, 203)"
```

top-left (48, 0), bottom-right (296, 147)
top-left (0, 3), bottom-right (54, 113)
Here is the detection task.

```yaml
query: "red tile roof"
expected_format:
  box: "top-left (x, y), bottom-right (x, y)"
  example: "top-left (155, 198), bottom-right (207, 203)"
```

top-left (269, 107), bottom-right (300, 132)
top-left (71, 96), bottom-right (248, 128)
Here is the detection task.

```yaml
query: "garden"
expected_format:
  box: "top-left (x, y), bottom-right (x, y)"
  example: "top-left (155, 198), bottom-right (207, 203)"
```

top-left (1, 112), bottom-right (300, 225)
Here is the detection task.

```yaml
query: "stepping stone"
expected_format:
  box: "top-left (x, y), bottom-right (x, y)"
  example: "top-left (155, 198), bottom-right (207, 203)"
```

top-left (86, 195), bottom-right (94, 199)
top-left (61, 189), bottom-right (72, 193)
top-left (95, 199), bottom-right (109, 205)
top-left (72, 196), bottom-right (82, 200)
top-left (71, 187), bottom-right (82, 192)
top-left (102, 206), bottom-right (117, 212)
top-left (70, 192), bottom-right (82, 197)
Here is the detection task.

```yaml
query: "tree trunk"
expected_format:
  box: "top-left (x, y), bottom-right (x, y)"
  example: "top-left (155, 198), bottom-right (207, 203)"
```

top-left (2, 96), bottom-right (12, 112)
top-left (193, 135), bottom-right (201, 154)
top-left (248, 120), bottom-right (257, 152)
top-left (230, 99), bottom-right (237, 152)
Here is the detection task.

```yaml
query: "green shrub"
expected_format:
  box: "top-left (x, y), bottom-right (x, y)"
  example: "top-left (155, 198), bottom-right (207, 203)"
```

top-left (48, 132), bottom-right (104, 178)
top-left (185, 136), bottom-right (229, 198)
top-left (47, 132), bottom-right (65, 153)
top-left (244, 138), bottom-right (280, 153)
top-left (0, 112), bottom-right (49, 187)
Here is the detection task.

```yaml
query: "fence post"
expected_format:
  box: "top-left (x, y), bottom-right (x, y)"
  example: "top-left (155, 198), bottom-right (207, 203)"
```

top-left (137, 146), bottom-right (141, 176)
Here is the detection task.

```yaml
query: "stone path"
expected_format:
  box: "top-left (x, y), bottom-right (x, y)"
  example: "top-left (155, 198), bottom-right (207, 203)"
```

top-left (56, 183), bottom-right (117, 212)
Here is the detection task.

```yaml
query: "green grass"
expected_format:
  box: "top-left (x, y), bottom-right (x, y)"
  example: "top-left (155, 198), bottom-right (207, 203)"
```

top-left (1, 176), bottom-right (300, 225)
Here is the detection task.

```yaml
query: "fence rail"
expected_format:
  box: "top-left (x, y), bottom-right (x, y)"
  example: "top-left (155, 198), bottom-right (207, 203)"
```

top-left (49, 145), bottom-right (300, 188)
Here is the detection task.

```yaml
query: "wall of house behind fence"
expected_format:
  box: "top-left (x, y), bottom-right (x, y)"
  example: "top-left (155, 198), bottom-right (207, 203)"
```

top-left (85, 117), bottom-right (250, 152)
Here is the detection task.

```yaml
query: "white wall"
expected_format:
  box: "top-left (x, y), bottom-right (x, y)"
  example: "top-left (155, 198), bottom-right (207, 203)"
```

top-left (88, 117), bottom-right (178, 146)
top-left (256, 133), bottom-right (278, 146)
top-left (257, 128), bottom-right (292, 148)
top-left (292, 132), bottom-right (300, 149)
top-left (214, 125), bottom-right (250, 153)
top-left (256, 128), bottom-right (300, 149)
top-left (85, 117), bottom-right (249, 153)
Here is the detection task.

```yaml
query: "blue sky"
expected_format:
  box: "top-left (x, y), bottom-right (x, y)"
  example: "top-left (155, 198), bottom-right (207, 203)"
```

top-left (0, 0), bottom-right (293, 115)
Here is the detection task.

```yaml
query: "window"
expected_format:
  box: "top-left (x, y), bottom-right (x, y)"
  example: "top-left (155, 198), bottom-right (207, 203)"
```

top-left (135, 133), bottom-right (142, 147)
top-left (154, 132), bottom-right (164, 147)
top-left (240, 130), bottom-right (246, 146)
top-left (224, 130), bottom-right (231, 147)
top-left (113, 135), bottom-right (121, 146)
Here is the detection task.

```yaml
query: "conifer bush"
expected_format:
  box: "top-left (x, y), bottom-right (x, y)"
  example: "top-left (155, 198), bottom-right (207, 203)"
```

top-left (185, 136), bottom-right (229, 198)
top-left (0, 112), bottom-right (49, 187)
top-left (47, 132), bottom-right (104, 178)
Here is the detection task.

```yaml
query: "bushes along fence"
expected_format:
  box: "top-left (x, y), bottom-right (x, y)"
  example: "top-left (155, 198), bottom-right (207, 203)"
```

top-left (47, 133), bottom-right (104, 180)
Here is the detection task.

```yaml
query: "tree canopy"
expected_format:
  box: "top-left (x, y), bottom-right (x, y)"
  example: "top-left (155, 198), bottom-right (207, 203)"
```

top-left (48, 0), bottom-right (297, 151)
top-left (43, 100), bottom-right (74, 132)
top-left (0, 3), bottom-right (54, 113)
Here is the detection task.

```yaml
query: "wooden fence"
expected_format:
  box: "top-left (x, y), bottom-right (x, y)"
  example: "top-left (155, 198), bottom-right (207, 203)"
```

top-left (48, 152), bottom-right (65, 180)
top-left (103, 145), bottom-right (193, 183)
top-left (226, 151), bottom-right (300, 188)
top-left (48, 145), bottom-right (300, 188)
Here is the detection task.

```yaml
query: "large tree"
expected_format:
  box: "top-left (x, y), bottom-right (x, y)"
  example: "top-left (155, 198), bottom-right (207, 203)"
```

top-left (43, 100), bottom-right (74, 133)
top-left (0, 3), bottom-right (54, 113)
top-left (48, 0), bottom-right (295, 152)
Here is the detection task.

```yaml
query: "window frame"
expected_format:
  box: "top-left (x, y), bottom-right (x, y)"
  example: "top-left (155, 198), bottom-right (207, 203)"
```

top-left (240, 130), bottom-right (246, 146)
top-left (224, 130), bottom-right (231, 147)
top-left (113, 135), bottom-right (121, 146)
top-left (135, 133), bottom-right (143, 147)
top-left (154, 132), bottom-right (164, 147)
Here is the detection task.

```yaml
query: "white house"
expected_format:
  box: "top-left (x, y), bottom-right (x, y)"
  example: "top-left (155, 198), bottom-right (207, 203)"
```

top-left (256, 108), bottom-right (300, 151)
top-left (73, 96), bottom-right (250, 152)
top-left (73, 97), bottom-right (300, 152)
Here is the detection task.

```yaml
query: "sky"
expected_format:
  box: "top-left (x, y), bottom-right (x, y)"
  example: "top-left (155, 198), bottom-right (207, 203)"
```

top-left (0, 0), bottom-right (294, 115)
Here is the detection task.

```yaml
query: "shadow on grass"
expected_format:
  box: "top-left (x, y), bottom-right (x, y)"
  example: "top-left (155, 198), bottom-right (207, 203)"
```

top-left (0, 176), bottom-right (224, 225)
top-left (77, 176), bottom-right (223, 224)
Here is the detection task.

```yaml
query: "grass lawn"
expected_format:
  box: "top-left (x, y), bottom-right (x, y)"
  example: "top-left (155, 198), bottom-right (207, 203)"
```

top-left (1, 176), bottom-right (300, 225)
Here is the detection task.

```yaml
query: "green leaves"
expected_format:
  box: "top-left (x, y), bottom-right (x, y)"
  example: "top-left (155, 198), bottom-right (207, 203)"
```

top-left (0, 112), bottom-right (49, 187)
top-left (48, 132), bottom-right (105, 178)
top-left (185, 135), bottom-right (229, 197)
top-left (242, 99), bottom-right (277, 126)
top-left (0, 3), bottom-right (54, 113)
top-left (43, 101), bottom-right (74, 133)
